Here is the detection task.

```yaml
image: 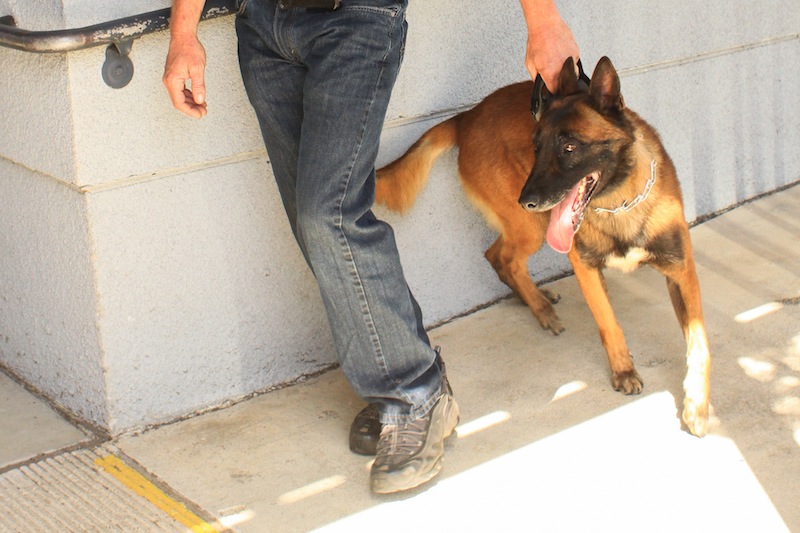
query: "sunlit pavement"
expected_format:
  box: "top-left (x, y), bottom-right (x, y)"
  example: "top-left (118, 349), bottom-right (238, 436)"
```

top-left (2, 184), bottom-right (799, 532)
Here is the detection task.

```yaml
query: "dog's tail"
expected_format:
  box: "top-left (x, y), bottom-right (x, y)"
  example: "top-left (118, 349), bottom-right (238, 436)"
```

top-left (376, 116), bottom-right (459, 212)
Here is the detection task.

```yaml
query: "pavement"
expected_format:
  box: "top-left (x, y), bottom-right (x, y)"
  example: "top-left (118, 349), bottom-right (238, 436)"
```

top-left (1, 183), bottom-right (799, 533)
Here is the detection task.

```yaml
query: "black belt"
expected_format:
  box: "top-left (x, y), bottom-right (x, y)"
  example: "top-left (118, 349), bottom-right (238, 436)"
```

top-left (283, 0), bottom-right (341, 10)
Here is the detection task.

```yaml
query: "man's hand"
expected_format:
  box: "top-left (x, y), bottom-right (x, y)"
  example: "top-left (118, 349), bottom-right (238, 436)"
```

top-left (519, 0), bottom-right (580, 93)
top-left (163, 32), bottom-right (208, 119)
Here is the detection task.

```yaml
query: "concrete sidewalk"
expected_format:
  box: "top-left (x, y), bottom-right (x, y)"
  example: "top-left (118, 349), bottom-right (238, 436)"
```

top-left (2, 184), bottom-right (799, 532)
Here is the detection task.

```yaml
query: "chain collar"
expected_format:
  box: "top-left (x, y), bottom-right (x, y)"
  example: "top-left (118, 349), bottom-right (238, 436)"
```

top-left (594, 159), bottom-right (657, 215)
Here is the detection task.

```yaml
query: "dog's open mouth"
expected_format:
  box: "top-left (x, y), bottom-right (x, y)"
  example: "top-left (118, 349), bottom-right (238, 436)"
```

top-left (546, 171), bottom-right (600, 253)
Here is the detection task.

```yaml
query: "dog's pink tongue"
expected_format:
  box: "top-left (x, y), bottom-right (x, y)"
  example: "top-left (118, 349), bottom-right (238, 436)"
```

top-left (546, 184), bottom-right (581, 254)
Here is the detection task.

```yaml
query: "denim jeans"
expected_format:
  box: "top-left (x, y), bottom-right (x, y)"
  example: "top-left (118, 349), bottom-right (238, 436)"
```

top-left (235, 0), bottom-right (444, 423)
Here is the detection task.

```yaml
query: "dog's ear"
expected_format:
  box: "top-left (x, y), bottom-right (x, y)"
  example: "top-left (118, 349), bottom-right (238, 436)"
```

top-left (590, 56), bottom-right (625, 112)
top-left (557, 57), bottom-right (580, 96)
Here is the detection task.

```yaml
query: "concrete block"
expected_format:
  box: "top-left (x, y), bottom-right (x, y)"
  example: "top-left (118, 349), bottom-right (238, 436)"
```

top-left (0, 49), bottom-right (76, 182)
top-left (0, 160), bottom-right (107, 427)
top-left (86, 158), bottom-right (336, 431)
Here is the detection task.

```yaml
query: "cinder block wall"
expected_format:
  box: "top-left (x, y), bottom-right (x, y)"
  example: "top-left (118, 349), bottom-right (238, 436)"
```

top-left (1, 0), bottom-right (798, 434)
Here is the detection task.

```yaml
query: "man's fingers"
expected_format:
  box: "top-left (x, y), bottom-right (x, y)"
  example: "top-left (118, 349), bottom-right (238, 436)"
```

top-left (189, 66), bottom-right (206, 105)
top-left (183, 88), bottom-right (208, 118)
top-left (164, 73), bottom-right (188, 109)
top-left (162, 70), bottom-right (207, 119)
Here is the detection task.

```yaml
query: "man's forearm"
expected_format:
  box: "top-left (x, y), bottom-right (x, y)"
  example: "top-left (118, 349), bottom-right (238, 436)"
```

top-left (517, 0), bottom-right (579, 87)
top-left (169, 0), bottom-right (206, 38)
top-left (519, 0), bottom-right (564, 34)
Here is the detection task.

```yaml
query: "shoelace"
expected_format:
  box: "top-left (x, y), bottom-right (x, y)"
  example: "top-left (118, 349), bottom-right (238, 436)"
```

top-left (376, 417), bottom-right (429, 460)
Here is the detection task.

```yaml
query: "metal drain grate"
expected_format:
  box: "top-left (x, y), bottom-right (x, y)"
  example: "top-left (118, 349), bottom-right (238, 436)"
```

top-left (0, 445), bottom-right (218, 532)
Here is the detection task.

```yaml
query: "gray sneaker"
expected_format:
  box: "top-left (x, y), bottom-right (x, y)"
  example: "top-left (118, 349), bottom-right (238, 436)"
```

top-left (370, 388), bottom-right (459, 494)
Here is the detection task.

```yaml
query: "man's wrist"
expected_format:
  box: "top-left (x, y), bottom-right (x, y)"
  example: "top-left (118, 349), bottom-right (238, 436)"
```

top-left (169, 0), bottom-right (204, 39)
top-left (520, 0), bottom-right (562, 24)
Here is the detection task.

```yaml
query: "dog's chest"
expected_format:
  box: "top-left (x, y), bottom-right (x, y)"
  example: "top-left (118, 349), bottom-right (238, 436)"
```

top-left (604, 247), bottom-right (650, 273)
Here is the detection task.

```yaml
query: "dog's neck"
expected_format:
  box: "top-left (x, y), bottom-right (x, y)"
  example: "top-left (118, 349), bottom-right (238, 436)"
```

top-left (594, 158), bottom-right (657, 215)
top-left (593, 127), bottom-right (658, 215)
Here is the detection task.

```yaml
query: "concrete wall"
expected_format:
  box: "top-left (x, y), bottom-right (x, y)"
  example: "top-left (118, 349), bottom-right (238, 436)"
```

top-left (1, 0), bottom-right (798, 434)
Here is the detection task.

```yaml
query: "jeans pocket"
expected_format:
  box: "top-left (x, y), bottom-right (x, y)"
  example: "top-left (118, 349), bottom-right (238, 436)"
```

top-left (341, 4), bottom-right (400, 17)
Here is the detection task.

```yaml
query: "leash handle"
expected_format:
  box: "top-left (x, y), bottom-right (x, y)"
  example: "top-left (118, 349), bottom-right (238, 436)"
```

top-left (576, 59), bottom-right (590, 90)
top-left (531, 75), bottom-right (546, 121)
top-left (531, 59), bottom-right (590, 121)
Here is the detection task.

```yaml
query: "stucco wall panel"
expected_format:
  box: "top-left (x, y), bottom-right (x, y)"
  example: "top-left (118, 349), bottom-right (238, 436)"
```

top-left (0, 160), bottom-right (107, 427)
top-left (617, 39), bottom-right (800, 222)
top-left (0, 0), bottom-right (64, 31)
top-left (0, 48), bottom-right (76, 183)
top-left (61, 0), bottom-right (170, 28)
top-left (86, 159), bottom-right (335, 430)
top-left (556, 1), bottom-right (800, 77)
top-left (68, 18), bottom-right (261, 189)
top-left (388, 2), bottom-right (529, 122)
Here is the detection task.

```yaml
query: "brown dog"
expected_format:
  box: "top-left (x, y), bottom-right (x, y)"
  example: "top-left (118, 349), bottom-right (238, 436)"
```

top-left (376, 57), bottom-right (710, 436)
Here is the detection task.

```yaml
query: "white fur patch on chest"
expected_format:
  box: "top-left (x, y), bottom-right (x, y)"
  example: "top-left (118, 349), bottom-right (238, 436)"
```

top-left (605, 247), bottom-right (650, 273)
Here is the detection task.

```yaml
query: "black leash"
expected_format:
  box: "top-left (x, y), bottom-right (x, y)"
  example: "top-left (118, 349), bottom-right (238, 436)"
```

top-left (530, 59), bottom-right (591, 121)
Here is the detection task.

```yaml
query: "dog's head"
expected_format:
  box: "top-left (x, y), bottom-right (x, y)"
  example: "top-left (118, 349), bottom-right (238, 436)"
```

top-left (519, 56), bottom-right (635, 253)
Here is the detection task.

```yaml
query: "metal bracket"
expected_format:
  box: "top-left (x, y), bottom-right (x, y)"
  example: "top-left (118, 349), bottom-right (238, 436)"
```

top-left (102, 40), bottom-right (134, 89)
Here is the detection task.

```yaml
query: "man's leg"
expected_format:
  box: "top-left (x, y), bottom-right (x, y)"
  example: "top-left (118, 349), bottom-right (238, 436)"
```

top-left (294, 9), bottom-right (443, 422)
top-left (236, 0), bottom-right (457, 492)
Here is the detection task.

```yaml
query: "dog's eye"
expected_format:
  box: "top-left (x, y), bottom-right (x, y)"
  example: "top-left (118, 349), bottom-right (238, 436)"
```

top-left (562, 143), bottom-right (577, 154)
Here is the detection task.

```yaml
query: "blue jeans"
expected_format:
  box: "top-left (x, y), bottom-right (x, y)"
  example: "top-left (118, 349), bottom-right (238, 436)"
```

top-left (235, 0), bottom-right (445, 423)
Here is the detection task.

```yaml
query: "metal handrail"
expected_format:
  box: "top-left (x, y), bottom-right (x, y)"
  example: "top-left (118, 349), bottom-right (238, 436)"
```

top-left (0, 0), bottom-right (236, 54)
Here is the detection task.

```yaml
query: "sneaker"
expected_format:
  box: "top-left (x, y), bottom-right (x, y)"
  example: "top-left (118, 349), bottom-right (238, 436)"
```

top-left (349, 347), bottom-right (453, 456)
top-left (349, 403), bottom-right (382, 456)
top-left (370, 388), bottom-right (459, 494)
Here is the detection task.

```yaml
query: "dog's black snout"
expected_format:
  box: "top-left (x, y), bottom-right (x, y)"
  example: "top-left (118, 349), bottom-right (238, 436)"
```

top-left (519, 173), bottom-right (546, 212)
top-left (519, 189), bottom-right (542, 212)
top-left (521, 199), bottom-right (538, 212)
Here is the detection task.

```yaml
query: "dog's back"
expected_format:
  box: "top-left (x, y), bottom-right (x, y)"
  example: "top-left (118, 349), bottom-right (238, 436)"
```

top-left (377, 81), bottom-right (550, 234)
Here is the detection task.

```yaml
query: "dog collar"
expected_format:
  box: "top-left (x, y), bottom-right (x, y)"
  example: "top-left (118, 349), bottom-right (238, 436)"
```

top-left (594, 159), bottom-right (657, 215)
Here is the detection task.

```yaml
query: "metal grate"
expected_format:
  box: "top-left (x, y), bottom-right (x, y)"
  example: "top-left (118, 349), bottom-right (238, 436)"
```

top-left (0, 444), bottom-right (219, 532)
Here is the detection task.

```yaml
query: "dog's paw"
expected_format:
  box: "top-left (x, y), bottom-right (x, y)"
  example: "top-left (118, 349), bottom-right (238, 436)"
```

top-left (612, 369), bottom-right (644, 395)
top-left (682, 397), bottom-right (709, 437)
top-left (542, 289), bottom-right (561, 305)
top-left (538, 313), bottom-right (565, 336)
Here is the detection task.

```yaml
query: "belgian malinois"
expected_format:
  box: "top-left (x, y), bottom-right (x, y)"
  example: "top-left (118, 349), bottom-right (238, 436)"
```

top-left (376, 57), bottom-right (710, 436)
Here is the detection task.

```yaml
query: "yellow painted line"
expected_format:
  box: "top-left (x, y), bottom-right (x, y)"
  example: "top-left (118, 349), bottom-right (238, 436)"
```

top-left (95, 454), bottom-right (219, 533)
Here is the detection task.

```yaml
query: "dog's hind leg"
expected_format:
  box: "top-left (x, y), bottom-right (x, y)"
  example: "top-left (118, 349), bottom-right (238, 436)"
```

top-left (657, 250), bottom-right (711, 437)
top-left (485, 228), bottom-right (564, 335)
top-left (568, 250), bottom-right (644, 395)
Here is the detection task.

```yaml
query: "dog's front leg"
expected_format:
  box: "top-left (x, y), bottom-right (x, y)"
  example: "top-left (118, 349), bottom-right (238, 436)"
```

top-left (568, 250), bottom-right (643, 394)
top-left (485, 235), bottom-right (564, 335)
top-left (659, 250), bottom-right (711, 437)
